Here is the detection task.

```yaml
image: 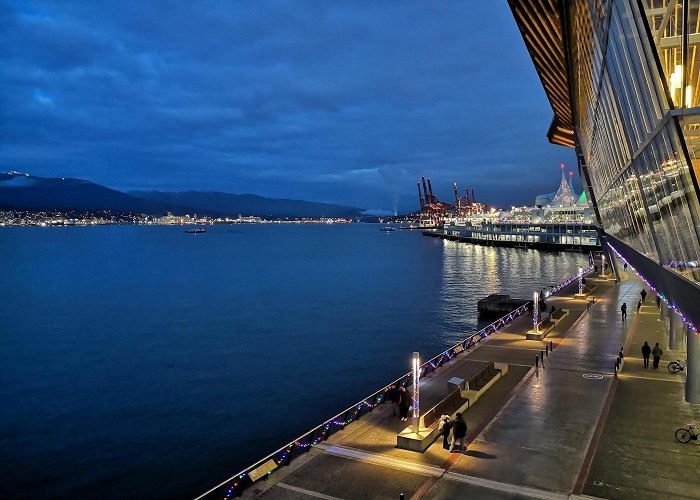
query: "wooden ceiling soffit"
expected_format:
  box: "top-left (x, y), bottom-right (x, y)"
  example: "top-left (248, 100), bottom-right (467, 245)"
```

top-left (508, 0), bottom-right (575, 148)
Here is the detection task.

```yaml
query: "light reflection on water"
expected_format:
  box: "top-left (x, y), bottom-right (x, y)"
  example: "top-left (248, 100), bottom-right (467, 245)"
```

top-left (438, 240), bottom-right (586, 345)
top-left (0, 224), bottom-right (589, 499)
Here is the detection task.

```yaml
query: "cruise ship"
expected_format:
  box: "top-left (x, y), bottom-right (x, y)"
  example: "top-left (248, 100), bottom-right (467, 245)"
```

top-left (424, 166), bottom-right (599, 251)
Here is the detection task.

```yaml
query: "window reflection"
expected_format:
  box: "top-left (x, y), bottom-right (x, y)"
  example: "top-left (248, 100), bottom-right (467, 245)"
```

top-left (643, 0), bottom-right (700, 108)
top-left (568, 0), bottom-right (700, 285)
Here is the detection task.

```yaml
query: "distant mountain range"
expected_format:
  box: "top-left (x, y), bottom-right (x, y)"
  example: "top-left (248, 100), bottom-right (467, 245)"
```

top-left (0, 172), bottom-right (363, 218)
top-left (128, 190), bottom-right (362, 218)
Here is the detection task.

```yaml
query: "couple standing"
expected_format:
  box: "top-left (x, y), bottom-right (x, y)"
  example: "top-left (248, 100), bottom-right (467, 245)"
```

top-left (641, 341), bottom-right (663, 369)
top-left (439, 413), bottom-right (468, 452)
top-left (386, 384), bottom-right (412, 421)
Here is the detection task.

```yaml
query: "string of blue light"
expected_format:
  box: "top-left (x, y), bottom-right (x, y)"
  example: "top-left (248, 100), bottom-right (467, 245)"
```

top-left (608, 243), bottom-right (697, 333)
top-left (222, 266), bottom-right (592, 498)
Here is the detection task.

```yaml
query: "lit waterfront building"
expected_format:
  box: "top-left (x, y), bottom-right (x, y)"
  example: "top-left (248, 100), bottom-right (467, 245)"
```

top-left (435, 166), bottom-right (599, 250)
top-left (497, 164), bottom-right (594, 224)
top-left (509, 0), bottom-right (700, 402)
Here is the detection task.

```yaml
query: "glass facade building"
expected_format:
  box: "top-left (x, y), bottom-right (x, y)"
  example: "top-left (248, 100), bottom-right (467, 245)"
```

top-left (571, 0), bottom-right (700, 280)
top-left (509, 0), bottom-right (700, 401)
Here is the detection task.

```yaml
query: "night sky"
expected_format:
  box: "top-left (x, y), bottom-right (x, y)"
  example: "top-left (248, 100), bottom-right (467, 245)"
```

top-left (1, 1), bottom-right (578, 214)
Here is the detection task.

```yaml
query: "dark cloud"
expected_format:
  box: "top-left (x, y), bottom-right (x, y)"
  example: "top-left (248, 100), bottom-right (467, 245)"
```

top-left (0, 0), bottom-right (577, 212)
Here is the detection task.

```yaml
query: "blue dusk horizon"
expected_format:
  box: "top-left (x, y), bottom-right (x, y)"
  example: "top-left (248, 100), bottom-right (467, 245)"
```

top-left (1, 1), bottom-right (578, 214)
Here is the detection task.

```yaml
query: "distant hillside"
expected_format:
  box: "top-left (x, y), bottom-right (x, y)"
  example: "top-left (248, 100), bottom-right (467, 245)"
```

top-left (129, 190), bottom-right (363, 218)
top-left (0, 172), bottom-right (363, 218)
top-left (0, 172), bottom-right (202, 215)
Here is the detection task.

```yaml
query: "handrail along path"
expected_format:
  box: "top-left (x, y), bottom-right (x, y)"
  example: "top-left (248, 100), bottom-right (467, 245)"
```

top-left (196, 267), bottom-right (592, 499)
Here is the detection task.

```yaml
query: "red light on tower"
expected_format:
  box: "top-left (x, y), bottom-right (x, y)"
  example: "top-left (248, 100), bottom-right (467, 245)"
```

top-left (560, 163), bottom-right (565, 169)
top-left (569, 171), bottom-right (573, 177)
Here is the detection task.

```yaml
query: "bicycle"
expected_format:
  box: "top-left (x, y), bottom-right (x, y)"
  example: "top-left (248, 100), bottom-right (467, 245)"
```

top-left (675, 424), bottom-right (698, 443)
top-left (668, 360), bottom-right (686, 374)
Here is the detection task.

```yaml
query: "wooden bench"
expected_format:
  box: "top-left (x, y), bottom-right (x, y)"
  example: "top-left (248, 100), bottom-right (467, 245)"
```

top-left (400, 362), bottom-right (508, 452)
top-left (526, 313), bottom-right (555, 340)
top-left (551, 309), bottom-right (566, 321)
top-left (575, 283), bottom-right (598, 297)
top-left (537, 316), bottom-right (553, 331)
top-left (550, 308), bottom-right (569, 325)
top-left (462, 361), bottom-right (508, 406)
top-left (530, 312), bottom-right (552, 332)
top-left (419, 361), bottom-right (499, 429)
top-left (466, 361), bottom-right (501, 391)
top-left (421, 388), bottom-right (468, 429)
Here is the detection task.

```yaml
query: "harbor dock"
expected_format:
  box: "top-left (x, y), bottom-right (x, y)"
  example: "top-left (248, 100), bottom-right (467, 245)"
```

top-left (417, 166), bottom-right (600, 252)
top-left (198, 261), bottom-right (700, 499)
top-left (424, 222), bottom-right (599, 252)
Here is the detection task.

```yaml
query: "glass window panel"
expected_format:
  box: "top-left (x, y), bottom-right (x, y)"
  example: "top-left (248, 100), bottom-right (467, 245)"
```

top-left (567, 0), bottom-right (700, 282)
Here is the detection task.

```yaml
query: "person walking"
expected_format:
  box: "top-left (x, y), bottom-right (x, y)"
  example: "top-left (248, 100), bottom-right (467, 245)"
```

top-left (449, 413), bottom-right (467, 453)
top-left (439, 415), bottom-right (452, 450)
top-left (637, 300), bottom-right (642, 313)
top-left (652, 342), bottom-right (663, 369)
top-left (640, 289), bottom-right (647, 302)
top-left (642, 341), bottom-right (651, 368)
top-left (386, 384), bottom-right (399, 417)
top-left (398, 386), bottom-right (410, 422)
top-left (656, 295), bottom-right (661, 309)
top-left (624, 262), bottom-right (628, 271)
top-left (621, 302), bottom-right (627, 321)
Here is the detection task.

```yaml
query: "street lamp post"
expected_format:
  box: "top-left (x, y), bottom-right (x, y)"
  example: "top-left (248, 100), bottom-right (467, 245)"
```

top-left (412, 352), bottom-right (420, 433)
top-left (578, 266), bottom-right (583, 295)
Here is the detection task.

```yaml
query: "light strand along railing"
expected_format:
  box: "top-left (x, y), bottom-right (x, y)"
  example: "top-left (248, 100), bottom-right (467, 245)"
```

top-left (608, 243), bottom-right (697, 333)
top-left (196, 268), bottom-right (591, 500)
top-left (545, 264), bottom-right (593, 298)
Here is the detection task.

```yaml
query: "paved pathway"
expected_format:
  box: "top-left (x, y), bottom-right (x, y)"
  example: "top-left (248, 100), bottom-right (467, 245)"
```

top-left (582, 271), bottom-right (700, 499)
top-left (235, 266), bottom-right (700, 500)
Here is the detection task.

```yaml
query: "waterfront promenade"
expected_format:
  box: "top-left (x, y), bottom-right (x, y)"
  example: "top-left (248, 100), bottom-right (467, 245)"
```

top-left (226, 269), bottom-right (699, 499)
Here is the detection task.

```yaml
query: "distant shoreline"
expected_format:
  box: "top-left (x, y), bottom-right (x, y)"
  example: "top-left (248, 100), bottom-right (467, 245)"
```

top-left (0, 210), bottom-right (419, 227)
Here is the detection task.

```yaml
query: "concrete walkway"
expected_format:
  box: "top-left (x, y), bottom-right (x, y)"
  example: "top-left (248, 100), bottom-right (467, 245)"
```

top-left (582, 271), bottom-right (700, 499)
top-left (238, 266), bottom-right (700, 500)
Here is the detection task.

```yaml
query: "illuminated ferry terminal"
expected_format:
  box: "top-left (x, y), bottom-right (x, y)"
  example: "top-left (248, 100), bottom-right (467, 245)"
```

top-left (423, 165), bottom-right (599, 250)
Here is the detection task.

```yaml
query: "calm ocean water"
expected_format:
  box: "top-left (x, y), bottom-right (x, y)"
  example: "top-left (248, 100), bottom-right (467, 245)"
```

top-left (0, 224), bottom-right (585, 499)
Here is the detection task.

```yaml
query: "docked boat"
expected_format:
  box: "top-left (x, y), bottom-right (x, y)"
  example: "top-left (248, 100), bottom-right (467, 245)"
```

top-left (380, 226), bottom-right (396, 232)
top-left (185, 228), bottom-right (206, 233)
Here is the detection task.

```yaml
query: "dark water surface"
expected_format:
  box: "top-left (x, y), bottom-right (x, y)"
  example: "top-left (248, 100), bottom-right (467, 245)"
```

top-left (0, 224), bottom-right (586, 499)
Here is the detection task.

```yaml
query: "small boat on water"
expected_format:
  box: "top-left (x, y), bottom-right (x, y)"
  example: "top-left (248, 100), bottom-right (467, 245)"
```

top-left (185, 228), bottom-right (206, 233)
top-left (380, 226), bottom-right (396, 232)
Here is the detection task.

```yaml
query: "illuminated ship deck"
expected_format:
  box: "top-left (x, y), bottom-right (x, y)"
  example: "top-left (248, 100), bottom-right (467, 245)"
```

top-left (426, 221), bottom-right (599, 251)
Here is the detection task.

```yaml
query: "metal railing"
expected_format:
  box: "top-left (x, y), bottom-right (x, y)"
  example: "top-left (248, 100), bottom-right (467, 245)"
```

top-left (196, 269), bottom-right (589, 499)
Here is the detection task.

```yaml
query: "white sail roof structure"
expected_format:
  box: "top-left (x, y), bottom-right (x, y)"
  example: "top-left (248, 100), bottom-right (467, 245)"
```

top-left (551, 166), bottom-right (576, 206)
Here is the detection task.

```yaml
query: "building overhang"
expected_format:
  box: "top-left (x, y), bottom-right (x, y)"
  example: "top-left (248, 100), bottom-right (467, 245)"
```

top-left (508, 0), bottom-right (574, 148)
